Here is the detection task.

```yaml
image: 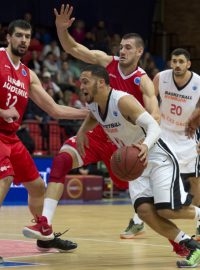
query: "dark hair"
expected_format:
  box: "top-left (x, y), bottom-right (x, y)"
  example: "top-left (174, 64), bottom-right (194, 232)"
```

top-left (122, 33), bottom-right (144, 48)
top-left (171, 48), bottom-right (190, 60)
top-left (82, 65), bottom-right (110, 85)
top-left (7, 19), bottom-right (32, 35)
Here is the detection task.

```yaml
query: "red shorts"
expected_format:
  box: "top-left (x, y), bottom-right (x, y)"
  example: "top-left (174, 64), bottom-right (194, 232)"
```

top-left (64, 126), bottom-right (128, 190)
top-left (0, 139), bottom-right (39, 185)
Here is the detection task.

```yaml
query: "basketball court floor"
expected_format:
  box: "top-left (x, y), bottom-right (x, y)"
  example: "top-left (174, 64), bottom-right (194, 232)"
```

top-left (0, 200), bottom-right (195, 270)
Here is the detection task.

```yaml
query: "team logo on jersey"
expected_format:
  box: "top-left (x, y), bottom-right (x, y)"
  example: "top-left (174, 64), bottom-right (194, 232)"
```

top-left (22, 68), bottom-right (27, 76)
top-left (192, 85), bottom-right (197, 91)
top-left (134, 77), bottom-right (141, 85)
top-left (113, 111), bottom-right (118, 117)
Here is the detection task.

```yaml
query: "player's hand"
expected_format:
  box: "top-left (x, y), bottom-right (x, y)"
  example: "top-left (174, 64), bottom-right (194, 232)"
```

top-left (76, 131), bottom-right (89, 157)
top-left (133, 143), bottom-right (148, 167)
top-left (185, 108), bottom-right (200, 138)
top-left (54, 4), bottom-right (75, 30)
top-left (1, 107), bottom-right (20, 123)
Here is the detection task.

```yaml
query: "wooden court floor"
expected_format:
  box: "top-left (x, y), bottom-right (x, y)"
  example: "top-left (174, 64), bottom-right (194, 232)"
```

top-left (0, 203), bottom-right (196, 270)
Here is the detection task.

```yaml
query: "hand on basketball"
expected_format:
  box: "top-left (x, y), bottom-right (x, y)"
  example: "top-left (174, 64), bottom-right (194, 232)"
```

top-left (76, 131), bottom-right (89, 157)
top-left (54, 4), bottom-right (75, 30)
top-left (134, 143), bottom-right (148, 167)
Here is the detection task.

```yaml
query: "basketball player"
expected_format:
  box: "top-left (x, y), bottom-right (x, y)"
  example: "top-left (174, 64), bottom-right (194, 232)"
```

top-left (23, 4), bottom-right (186, 256)
top-left (121, 51), bottom-right (200, 252)
top-left (153, 48), bottom-right (200, 241)
top-left (76, 64), bottom-right (200, 268)
top-left (0, 19), bottom-right (88, 252)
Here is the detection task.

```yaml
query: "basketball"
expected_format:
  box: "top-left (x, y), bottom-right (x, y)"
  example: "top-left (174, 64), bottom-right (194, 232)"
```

top-left (110, 146), bottom-right (146, 181)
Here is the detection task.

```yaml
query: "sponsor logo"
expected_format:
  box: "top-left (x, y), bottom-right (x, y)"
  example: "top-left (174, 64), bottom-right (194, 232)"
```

top-left (0, 165), bottom-right (10, 172)
top-left (4, 64), bottom-right (10, 69)
top-left (22, 68), bottom-right (27, 76)
top-left (134, 77), bottom-right (141, 85)
top-left (41, 227), bottom-right (51, 233)
top-left (66, 178), bottom-right (83, 199)
top-left (192, 85), bottom-right (197, 91)
top-left (113, 111), bottom-right (118, 117)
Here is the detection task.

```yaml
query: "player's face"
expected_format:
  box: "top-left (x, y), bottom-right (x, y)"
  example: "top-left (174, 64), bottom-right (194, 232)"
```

top-left (7, 27), bottom-right (31, 57)
top-left (119, 38), bottom-right (143, 67)
top-left (80, 71), bottom-right (98, 104)
top-left (170, 55), bottom-right (191, 77)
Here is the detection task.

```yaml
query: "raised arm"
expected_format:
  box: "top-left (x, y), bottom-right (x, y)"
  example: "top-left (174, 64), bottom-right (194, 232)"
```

top-left (54, 4), bottom-right (112, 67)
top-left (29, 69), bottom-right (88, 120)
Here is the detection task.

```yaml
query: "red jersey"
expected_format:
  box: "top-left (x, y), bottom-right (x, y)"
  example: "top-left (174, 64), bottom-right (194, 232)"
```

top-left (106, 56), bottom-right (145, 106)
top-left (0, 48), bottom-right (30, 142)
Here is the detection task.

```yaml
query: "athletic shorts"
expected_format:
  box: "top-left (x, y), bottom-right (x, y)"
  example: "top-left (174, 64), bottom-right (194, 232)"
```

top-left (62, 126), bottom-right (128, 190)
top-left (160, 127), bottom-right (200, 175)
top-left (129, 139), bottom-right (192, 211)
top-left (0, 139), bottom-right (39, 185)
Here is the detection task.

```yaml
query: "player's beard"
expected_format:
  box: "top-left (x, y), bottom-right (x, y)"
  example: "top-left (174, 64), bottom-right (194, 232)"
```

top-left (87, 82), bottom-right (98, 104)
top-left (11, 44), bottom-right (27, 57)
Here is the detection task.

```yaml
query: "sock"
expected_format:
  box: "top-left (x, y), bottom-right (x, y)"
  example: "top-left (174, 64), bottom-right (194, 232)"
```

top-left (42, 198), bottom-right (58, 225)
top-left (174, 231), bottom-right (191, 244)
top-left (133, 213), bottom-right (143, 225)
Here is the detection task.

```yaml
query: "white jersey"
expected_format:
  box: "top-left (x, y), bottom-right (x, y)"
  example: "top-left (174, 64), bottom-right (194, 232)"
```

top-left (159, 69), bottom-right (200, 132)
top-left (88, 89), bottom-right (190, 209)
top-left (88, 90), bottom-right (146, 148)
top-left (159, 69), bottom-right (200, 174)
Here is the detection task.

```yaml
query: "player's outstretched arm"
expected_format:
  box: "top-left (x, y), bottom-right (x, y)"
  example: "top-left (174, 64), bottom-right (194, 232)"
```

top-left (54, 4), bottom-right (111, 67)
top-left (29, 70), bottom-right (88, 120)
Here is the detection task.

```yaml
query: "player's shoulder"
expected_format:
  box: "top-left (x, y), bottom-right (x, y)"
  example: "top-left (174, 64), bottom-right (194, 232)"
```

top-left (192, 71), bottom-right (200, 80)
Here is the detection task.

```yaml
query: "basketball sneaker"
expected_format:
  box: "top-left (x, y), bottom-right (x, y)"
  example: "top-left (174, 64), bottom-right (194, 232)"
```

top-left (169, 240), bottom-right (190, 257)
top-left (37, 232), bottom-right (77, 253)
top-left (23, 216), bottom-right (54, 241)
top-left (177, 238), bottom-right (200, 268)
top-left (120, 219), bottom-right (145, 239)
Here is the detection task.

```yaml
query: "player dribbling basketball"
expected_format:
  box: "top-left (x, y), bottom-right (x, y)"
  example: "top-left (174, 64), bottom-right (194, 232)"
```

top-left (76, 64), bottom-right (200, 268)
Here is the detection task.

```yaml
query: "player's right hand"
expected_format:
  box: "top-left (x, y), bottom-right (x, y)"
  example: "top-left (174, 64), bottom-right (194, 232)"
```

top-left (2, 107), bottom-right (20, 123)
top-left (54, 4), bottom-right (75, 30)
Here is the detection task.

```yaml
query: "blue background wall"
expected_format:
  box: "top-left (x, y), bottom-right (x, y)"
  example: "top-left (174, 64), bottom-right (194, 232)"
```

top-left (0, 0), bottom-right (155, 42)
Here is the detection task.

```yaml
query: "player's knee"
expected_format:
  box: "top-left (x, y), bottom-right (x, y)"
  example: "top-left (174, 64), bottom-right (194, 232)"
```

top-left (136, 203), bottom-right (154, 221)
top-left (25, 177), bottom-right (45, 197)
top-left (48, 152), bottom-right (73, 184)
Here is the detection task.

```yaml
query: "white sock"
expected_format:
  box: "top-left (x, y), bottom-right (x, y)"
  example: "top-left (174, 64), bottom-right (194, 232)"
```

top-left (174, 231), bottom-right (191, 244)
top-left (194, 206), bottom-right (200, 219)
top-left (197, 220), bottom-right (200, 228)
top-left (133, 213), bottom-right (143, 225)
top-left (42, 198), bottom-right (58, 225)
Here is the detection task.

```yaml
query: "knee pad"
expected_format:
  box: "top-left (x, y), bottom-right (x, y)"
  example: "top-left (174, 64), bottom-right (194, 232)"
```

top-left (48, 152), bottom-right (73, 184)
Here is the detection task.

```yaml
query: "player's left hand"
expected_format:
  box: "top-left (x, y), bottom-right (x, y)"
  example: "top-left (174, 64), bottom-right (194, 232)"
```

top-left (76, 131), bottom-right (89, 157)
top-left (54, 4), bottom-right (75, 30)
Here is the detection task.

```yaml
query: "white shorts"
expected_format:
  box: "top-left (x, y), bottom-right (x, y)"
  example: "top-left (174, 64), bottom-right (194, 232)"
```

top-left (160, 127), bottom-right (200, 175)
top-left (129, 139), bottom-right (192, 211)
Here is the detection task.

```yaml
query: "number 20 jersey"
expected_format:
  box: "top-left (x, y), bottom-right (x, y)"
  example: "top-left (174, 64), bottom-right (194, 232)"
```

top-left (0, 48), bottom-right (30, 135)
top-left (159, 69), bottom-right (200, 132)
